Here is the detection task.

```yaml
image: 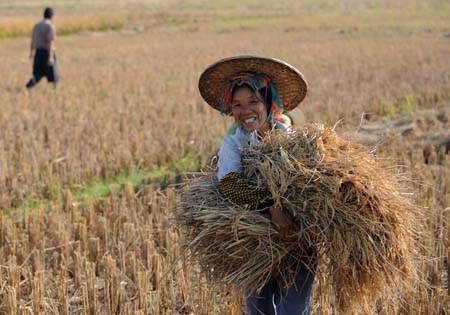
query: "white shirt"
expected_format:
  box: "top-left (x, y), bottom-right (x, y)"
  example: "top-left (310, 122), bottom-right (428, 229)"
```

top-left (217, 122), bottom-right (289, 180)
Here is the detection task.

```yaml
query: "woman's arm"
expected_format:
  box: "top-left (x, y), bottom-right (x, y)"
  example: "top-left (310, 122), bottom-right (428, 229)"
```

top-left (268, 206), bottom-right (299, 237)
top-left (219, 174), bottom-right (298, 236)
top-left (217, 133), bottom-right (298, 236)
top-left (218, 172), bottom-right (271, 209)
top-left (217, 135), bottom-right (271, 209)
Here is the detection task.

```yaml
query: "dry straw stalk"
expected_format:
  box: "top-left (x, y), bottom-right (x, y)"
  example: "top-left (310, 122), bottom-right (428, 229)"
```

top-left (178, 123), bottom-right (423, 314)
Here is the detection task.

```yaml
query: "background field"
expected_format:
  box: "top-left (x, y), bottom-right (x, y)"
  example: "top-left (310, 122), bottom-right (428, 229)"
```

top-left (0, 0), bottom-right (449, 314)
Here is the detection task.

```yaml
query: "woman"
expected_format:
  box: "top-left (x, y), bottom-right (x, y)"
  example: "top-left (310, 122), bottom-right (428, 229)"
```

top-left (198, 56), bottom-right (315, 315)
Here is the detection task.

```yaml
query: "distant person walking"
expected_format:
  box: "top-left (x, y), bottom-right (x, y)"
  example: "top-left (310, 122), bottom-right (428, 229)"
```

top-left (25, 7), bottom-right (58, 89)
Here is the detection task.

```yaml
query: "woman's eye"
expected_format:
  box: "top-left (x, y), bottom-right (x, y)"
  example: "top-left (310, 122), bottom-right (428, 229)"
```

top-left (232, 104), bottom-right (241, 109)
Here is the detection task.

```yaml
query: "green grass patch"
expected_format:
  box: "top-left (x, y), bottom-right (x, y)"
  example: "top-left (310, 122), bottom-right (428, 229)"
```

top-left (2, 2), bottom-right (448, 37)
top-left (154, 5), bottom-right (450, 33)
top-left (74, 153), bottom-right (201, 201)
top-left (0, 15), bottom-right (125, 39)
top-left (13, 153), bottom-right (202, 214)
top-left (381, 94), bottom-right (418, 122)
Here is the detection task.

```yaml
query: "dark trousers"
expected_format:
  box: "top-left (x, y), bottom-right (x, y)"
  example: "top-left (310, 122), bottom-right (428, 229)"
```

top-left (26, 48), bottom-right (58, 88)
top-left (246, 262), bottom-right (315, 315)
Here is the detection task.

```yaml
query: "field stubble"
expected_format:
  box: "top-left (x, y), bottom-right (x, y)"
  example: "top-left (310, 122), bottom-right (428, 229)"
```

top-left (0, 28), bottom-right (449, 209)
top-left (0, 7), bottom-right (449, 314)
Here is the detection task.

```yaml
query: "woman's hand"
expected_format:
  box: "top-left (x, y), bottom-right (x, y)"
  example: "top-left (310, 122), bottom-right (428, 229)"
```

top-left (268, 206), bottom-right (299, 238)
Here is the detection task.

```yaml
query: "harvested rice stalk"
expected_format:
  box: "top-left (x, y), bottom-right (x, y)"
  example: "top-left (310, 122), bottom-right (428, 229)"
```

top-left (178, 176), bottom-right (303, 293)
top-left (177, 123), bottom-right (422, 314)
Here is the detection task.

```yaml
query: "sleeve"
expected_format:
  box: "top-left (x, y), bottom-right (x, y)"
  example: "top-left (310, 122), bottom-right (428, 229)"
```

top-left (217, 135), bottom-right (242, 181)
top-left (47, 24), bottom-right (55, 42)
top-left (218, 172), bottom-right (272, 209)
top-left (217, 136), bottom-right (272, 208)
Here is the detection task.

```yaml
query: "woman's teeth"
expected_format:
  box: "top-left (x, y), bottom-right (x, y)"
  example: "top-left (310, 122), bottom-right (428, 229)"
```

top-left (244, 117), bottom-right (256, 123)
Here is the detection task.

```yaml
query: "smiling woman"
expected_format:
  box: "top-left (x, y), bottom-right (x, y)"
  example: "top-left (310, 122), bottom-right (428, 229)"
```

top-left (198, 55), bottom-right (313, 315)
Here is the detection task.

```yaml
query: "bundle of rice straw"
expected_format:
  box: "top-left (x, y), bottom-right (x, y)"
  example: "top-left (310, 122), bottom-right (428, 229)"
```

top-left (177, 123), bottom-right (421, 314)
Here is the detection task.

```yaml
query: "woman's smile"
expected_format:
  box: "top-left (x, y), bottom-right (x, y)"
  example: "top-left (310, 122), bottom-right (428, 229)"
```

top-left (231, 86), bottom-right (270, 134)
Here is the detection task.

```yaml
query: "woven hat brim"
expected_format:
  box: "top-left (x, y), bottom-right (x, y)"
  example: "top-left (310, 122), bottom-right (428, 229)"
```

top-left (198, 55), bottom-right (307, 112)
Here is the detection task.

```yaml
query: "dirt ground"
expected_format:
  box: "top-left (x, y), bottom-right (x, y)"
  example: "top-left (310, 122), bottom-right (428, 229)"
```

top-left (345, 106), bottom-right (450, 164)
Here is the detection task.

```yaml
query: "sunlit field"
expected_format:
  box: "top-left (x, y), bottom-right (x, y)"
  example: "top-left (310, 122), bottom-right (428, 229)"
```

top-left (0, 0), bottom-right (449, 314)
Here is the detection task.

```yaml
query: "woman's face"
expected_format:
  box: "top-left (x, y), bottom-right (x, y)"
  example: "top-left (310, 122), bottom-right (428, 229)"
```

top-left (231, 86), bottom-right (270, 134)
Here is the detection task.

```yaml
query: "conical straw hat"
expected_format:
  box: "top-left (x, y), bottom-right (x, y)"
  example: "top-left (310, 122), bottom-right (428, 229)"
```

top-left (199, 55), bottom-right (307, 112)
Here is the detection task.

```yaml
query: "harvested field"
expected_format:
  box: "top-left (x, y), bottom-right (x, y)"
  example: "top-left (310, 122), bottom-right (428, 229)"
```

top-left (0, 0), bottom-right (449, 314)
